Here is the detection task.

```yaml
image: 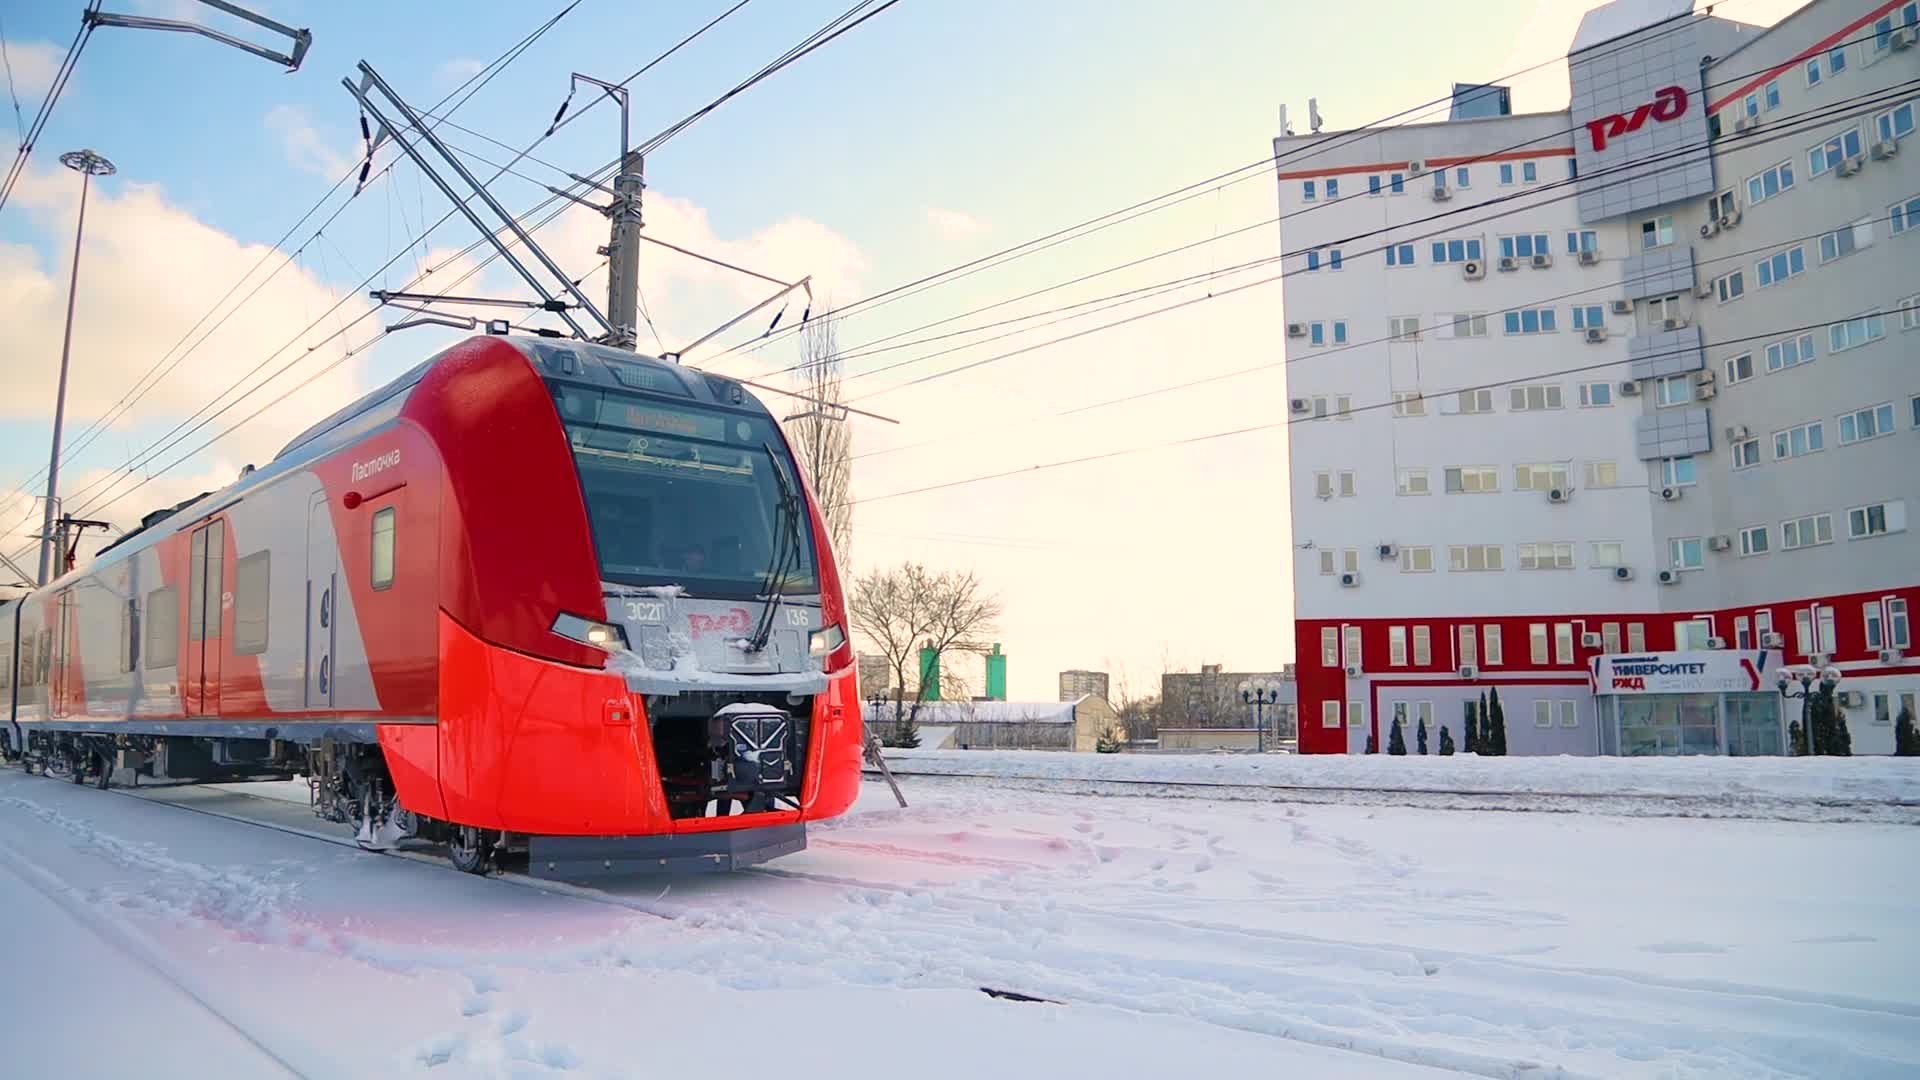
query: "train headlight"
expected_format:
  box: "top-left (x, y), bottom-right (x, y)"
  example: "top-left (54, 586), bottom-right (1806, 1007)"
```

top-left (809, 623), bottom-right (846, 659)
top-left (553, 612), bottom-right (629, 651)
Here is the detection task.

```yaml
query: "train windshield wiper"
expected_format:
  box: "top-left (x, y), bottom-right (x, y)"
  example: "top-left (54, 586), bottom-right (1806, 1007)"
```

top-left (745, 443), bottom-right (803, 653)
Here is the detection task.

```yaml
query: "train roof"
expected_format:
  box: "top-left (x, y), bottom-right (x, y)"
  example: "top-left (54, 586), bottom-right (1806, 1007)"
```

top-left (80, 335), bottom-right (770, 577)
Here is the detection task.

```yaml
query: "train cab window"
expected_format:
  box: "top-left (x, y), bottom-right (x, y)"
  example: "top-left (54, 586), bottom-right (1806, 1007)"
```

top-left (235, 551), bottom-right (271, 654)
top-left (146, 587), bottom-right (179, 669)
top-left (371, 507), bottom-right (396, 590)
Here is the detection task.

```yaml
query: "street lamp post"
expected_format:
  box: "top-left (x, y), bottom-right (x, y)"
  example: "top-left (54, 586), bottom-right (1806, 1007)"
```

top-left (1241, 678), bottom-right (1281, 753)
top-left (37, 149), bottom-right (116, 586)
top-left (1776, 665), bottom-right (1841, 756)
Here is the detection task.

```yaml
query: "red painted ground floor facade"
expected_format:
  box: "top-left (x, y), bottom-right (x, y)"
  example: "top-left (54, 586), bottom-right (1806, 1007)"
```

top-left (1294, 584), bottom-right (1920, 755)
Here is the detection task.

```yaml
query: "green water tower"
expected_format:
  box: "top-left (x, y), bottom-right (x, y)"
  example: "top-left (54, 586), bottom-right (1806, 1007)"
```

top-left (985, 643), bottom-right (1007, 701)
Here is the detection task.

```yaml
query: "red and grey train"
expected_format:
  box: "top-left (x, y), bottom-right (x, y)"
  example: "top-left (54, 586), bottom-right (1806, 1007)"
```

top-left (0, 335), bottom-right (864, 876)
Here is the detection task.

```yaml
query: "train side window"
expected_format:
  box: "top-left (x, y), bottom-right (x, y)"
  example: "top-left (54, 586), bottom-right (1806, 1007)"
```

top-left (371, 507), bottom-right (396, 590)
top-left (37, 630), bottom-right (51, 685)
top-left (121, 598), bottom-right (140, 673)
top-left (234, 551), bottom-right (270, 655)
top-left (146, 587), bottom-right (179, 668)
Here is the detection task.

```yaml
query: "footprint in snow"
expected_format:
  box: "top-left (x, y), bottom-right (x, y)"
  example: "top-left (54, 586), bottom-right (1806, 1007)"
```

top-left (1073, 821), bottom-right (1094, 833)
top-left (467, 970), bottom-right (500, 994)
top-left (460, 996), bottom-right (492, 1017)
top-left (496, 1009), bottom-right (530, 1037)
top-left (416, 1033), bottom-right (466, 1068)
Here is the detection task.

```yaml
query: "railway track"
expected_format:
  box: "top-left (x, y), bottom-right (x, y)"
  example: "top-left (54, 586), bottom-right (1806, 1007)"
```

top-left (864, 767), bottom-right (1920, 823)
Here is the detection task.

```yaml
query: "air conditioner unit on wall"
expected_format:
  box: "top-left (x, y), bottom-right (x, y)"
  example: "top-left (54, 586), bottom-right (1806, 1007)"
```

top-left (1462, 260), bottom-right (1485, 280)
top-left (1871, 139), bottom-right (1900, 160)
top-left (1880, 648), bottom-right (1906, 664)
top-left (1548, 487), bottom-right (1572, 503)
top-left (1700, 220), bottom-right (1719, 238)
top-left (1408, 159), bottom-right (1425, 173)
top-left (1582, 632), bottom-right (1603, 648)
top-left (1720, 208), bottom-right (1741, 229)
top-left (1695, 379), bottom-right (1717, 400)
top-left (1892, 24), bottom-right (1917, 49)
top-left (1497, 256), bottom-right (1519, 272)
top-left (1695, 282), bottom-right (1715, 298)
top-left (1761, 632), bottom-right (1785, 648)
top-left (1657, 569), bottom-right (1680, 584)
top-left (1339, 571), bottom-right (1362, 588)
top-left (1665, 316), bottom-right (1689, 331)
top-left (1726, 424), bottom-right (1750, 441)
top-left (1619, 380), bottom-right (1641, 395)
top-left (1531, 253), bottom-right (1553, 269)
top-left (1611, 299), bottom-right (1633, 315)
top-left (1289, 397), bottom-right (1312, 414)
top-left (1287, 322), bottom-right (1308, 338)
top-left (1707, 635), bottom-right (1727, 649)
top-left (1377, 543), bottom-right (1398, 560)
top-left (1612, 566), bottom-right (1634, 581)
top-left (1707, 535), bottom-right (1732, 552)
top-left (1584, 327), bottom-right (1607, 344)
top-left (1431, 185), bottom-right (1452, 202)
top-left (1838, 690), bottom-right (1866, 709)
top-left (1578, 248), bottom-right (1600, 266)
top-left (1837, 155), bottom-right (1864, 177)
top-left (1458, 664), bottom-right (1478, 680)
top-left (1735, 114), bottom-right (1758, 133)
top-left (1345, 663), bottom-right (1363, 677)
top-left (1659, 486), bottom-right (1682, 501)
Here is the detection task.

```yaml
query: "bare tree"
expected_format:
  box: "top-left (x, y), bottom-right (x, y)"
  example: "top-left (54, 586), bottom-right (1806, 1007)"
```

top-left (848, 562), bottom-right (1002, 743)
top-left (785, 312), bottom-right (853, 561)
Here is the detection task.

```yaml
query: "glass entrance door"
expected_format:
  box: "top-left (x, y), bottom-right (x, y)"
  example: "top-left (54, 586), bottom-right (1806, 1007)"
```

top-left (1617, 693), bottom-right (1722, 755)
top-left (1725, 693), bottom-right (1783, 756)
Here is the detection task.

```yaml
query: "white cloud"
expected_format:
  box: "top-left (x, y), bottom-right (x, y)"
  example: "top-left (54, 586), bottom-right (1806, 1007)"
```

top-left (2, 39), bottom-right (66, 102)
top-left (925, 207), bottom-right (984, 239)
top-left (264, 104), bottom-right (357, 181)
top-left (434, 57), bottom-right (486, 87)
top-left (0, 165), bottom-right (373, 553)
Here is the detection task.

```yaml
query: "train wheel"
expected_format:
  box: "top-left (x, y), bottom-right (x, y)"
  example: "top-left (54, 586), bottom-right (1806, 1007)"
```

top-left (448, 826), bottom-right (494, 875)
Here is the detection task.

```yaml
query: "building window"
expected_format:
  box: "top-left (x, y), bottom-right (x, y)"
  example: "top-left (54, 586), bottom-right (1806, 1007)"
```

top-left (1584, 461), bottom-right (1618, 489)
top-left (1500, 163), bottom-right (1514, 185)
top-left (1518, 542), bottom-right (1574, 570)
top-left (1876, 4), bottom-right (1920, 51)
top-left (1368, 174), bottom-right (1382, 195)
top-left (1482, 625), bottom-right (1501, 665)
top-left (1459, 625), bottom-right (1477, 667)
top-left (1317, 548), bottom-right (1359, 575)
top-left (1333, 320), bottom-right (1348, 345)
top-left (1571, 305), bottom-right (1604, 330)
top-left (1407, 626), bottom-right (1430, 666)
top-left (1326, 178), bottom-right (1340, 199)
top-left (1566, 230), bottom-right (1598, 254)
top-left (1655, 374), bottom-right (1692, 407)
top-left (1847, 500), bottom-right (1906, 539)
top-left (1819, 218), bottom-right (1875, 263)
top-left (1329, 249), bottom-right (1343, 269)
top-left (1675, 618), bottom-right (1713, 650)
top-left (1389, 316), bottom-right (1422, 340)
top-left (1323, 700), bottom-right (1341, 728)
top-left (1400, 546), bottom-right (1434, 573)
top-left (1306, 250), bottom-right (1320, 272)
top-left (1499, 233), bottom-right (1551, 259)
top-left (1745, 160), bottom-right (1795, 205)
top-left (1590, 541), bottom-right (1624, 567)
top-left (1773, 421), bottom-right (1824, 460)
top-left (1344, 626), bottom-right (1362, 668)
top-left (1628, 623), bottom-right (1646, 652)
top-left (1456, 389), bottom-right (1495, 414)
top-left (1448, 544), bottom-right (1503, 572)
top-left (1744, 92), bottom-right (1760, 118)
top-left (1322, 627), bottom-right (1339, 666)
top-left (1669, 537), bottom-right (1705, 570)
top-left (1781, 513), bottom-right (1834, 550)
top-left (1715, 269), bottom-right (1746, 303)
top-left (1739, 524), bottom-right (1770, 556)
top-left (1514, 463), bottom-right (1568, 492)
top-left (1866, 603), bottom-right (1885, 650)
top-left (1390, 172), bottom-right (1404, 194)
top-left (1390, 626), bottom-right (1408, 666)
top-left (1892, 599), bottom-right (1912, 648)
top-left (1892, 191), bottom-right (1920, 235)
top-left (234, 551), bottom-right (271, 656)
top-left (1430, 238), bottom-right (1483, 263)
top-left (1764, 80), bottom-right (1780, 111)
top-left (1396, 467), bottom-right (1431, 496)
top-left (1709, 189), bottom-right (1738, 220)
top-left (1338, 470), bottom-right (1356, 497)
top-left (1349, 700), bottom-right (1365, 728)
top-left (1310, 321), bottom-right (1325, 346)
top-left (1443, 313), bottom-right (1489, 338)
top-left (1877, 101), bottom-right (1916, 144)
top-left (1903, 294), bottom-right (1920, 332)
top-left (1578, 381), bottom-right (1612, 407)
top-left (1724, 353), bottom-right (1754, 383)
top-left (1808, 127), bottom-right (1863, 177)
top-left (1391, 392), bottom-right (1426, 417)
top-left (1661, 456), bottom-right (1696, 487)
top-left (1736, 616), bottom-right (1754, 649)
top-left (1806, 56), bottom-right (1822, 86)
top-left (1732, 438), bottom-right (1761, 469)
top-left (1303, 180), bottom-right (1316, 201)
top-left (1387, 243), bottom-right (1416, 266)
top-left (1523, 161), bottom-right (1537, 182)
top-left (145, 587), bottom-right (179, 669)
top-left (1830, 312), bottom-right (1885, 352)
top-left (1530, 623), bottom-right (1549, 665)
top-left (1534, 700), bottom-right (1554, 728)
top-left (1335, 395), bottom-right (1353, 419)
top-left (371, 507), bottom-right (397, 590)
top-left (1640, 215), bottom-right (1674, 249)
top-left (1755, 246), bottom-right (1805, 288)
top-left (1555, 623), bottom-right (1574, 664)
top-left (1765, 333), bottom-right (1816, 372)
top-left (1503, 310), bottom-right (1558, 336)
top-left (1455, 166), bottom-right (1470, 187)
top-left (1444, 466), bottom-right (1498, 493)
top-left (1839, 402), bottom-right (1896, 444)
top-left (1755, 609), bottom-right (1774, 648)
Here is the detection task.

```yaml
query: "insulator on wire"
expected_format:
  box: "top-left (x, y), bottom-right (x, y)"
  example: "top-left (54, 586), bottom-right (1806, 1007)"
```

top-left (799, 303), bottom-right (812, 324)
top-left (764, 301), bottom-right (788, 337)
top-left (545, 91), bottom-right (574, 137)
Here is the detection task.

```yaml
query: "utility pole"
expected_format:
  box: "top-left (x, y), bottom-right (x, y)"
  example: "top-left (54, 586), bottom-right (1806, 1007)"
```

top-left (559, 73), bottom-right (645, 351)
top-left (38, 149), bottom-right (114, 586)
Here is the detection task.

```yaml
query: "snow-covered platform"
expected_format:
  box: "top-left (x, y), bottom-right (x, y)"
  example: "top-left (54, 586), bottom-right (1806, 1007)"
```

top-left (1, 765), bottom-right (1915, 1078)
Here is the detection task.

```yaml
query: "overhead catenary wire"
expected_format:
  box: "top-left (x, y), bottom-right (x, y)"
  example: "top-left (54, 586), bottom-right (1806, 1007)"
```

top-left (0, 0), bottom-right (590, 506)
top-left (839, 305), bottom-right (1908, 509)
top-left (0, 10), bottom-right (92, 217)
top-left (695, 2), bottom-right (1756, 368)
top-left (0, 10), bottom-right (27, 142)
top-left (14, 0), bottom-right (895, 559)
top-left (838, 77), bottom-right (1920, 403)
top-left (739, 22), bottom-right (1912, 387)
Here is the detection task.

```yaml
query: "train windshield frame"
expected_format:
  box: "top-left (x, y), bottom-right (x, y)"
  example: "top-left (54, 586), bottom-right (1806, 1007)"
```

top-left (549, 380), bottom-right (820, 600)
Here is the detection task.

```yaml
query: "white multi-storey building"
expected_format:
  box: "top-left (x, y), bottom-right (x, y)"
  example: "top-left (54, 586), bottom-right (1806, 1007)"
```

top-left (1278, 0), bottom-right (1917, 756)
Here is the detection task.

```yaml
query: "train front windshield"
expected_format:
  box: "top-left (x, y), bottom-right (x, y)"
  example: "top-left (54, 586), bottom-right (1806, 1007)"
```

top-left (552, 382), bottom-right (820, 599)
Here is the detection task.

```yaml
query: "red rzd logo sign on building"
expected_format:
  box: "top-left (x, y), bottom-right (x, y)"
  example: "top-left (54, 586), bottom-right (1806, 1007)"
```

top-left (1585, 85), bottom-right (1688, 152)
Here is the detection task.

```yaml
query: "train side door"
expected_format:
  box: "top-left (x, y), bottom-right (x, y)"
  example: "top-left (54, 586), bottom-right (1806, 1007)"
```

top-left (50, 591), bottom-right (71, 718)
top-left (185, 519), bottom-right (225, 716)
top-left (306, 494), bottom-right (336, 710)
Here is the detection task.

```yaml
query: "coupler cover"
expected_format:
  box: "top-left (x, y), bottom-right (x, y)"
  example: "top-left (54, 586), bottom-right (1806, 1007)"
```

top-left (527, 824), bottom-right (807, 880)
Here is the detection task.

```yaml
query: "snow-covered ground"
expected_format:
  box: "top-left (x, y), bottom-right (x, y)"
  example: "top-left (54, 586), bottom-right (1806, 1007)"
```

top-left (880, 747), bottom-right (1920, 802)
top-left (2, 766), bottom-right (1917, 1079)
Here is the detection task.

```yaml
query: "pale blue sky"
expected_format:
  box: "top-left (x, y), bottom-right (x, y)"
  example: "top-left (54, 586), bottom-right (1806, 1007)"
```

top-left (2, 0), bottom-right (1707, 697)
